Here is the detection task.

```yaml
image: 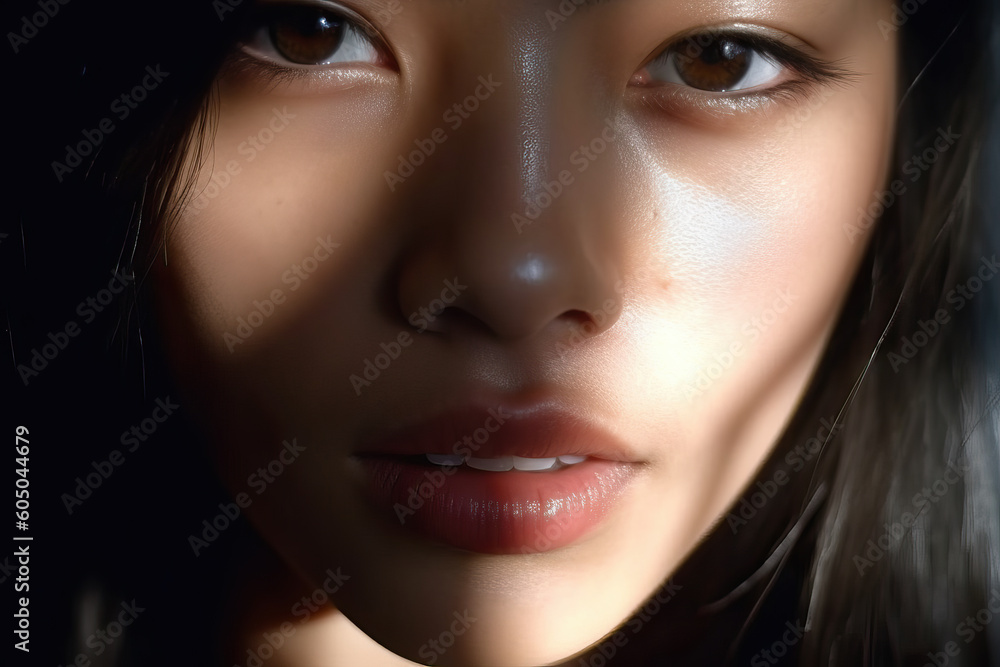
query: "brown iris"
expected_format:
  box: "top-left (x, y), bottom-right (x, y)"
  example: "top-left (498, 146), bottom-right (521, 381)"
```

top-left (672, 37), bottom-right (751, 92)
top-left (269, 7), bottom-right (346, 65)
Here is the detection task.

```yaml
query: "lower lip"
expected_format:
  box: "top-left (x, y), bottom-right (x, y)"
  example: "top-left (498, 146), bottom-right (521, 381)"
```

top-left (358, 457), bottom-right (640, 554)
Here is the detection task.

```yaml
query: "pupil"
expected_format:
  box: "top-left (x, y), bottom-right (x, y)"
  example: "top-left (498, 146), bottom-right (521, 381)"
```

top-left (719, 40), bottom-right (746, 60)
top-left (271, 9), bottom-right (345, 65)
top-left (675, 37), bottom-right (751, 92)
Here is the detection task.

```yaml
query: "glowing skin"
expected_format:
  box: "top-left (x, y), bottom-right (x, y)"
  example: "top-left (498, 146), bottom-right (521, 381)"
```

top-left (155, 0), bottom-right (897, 664)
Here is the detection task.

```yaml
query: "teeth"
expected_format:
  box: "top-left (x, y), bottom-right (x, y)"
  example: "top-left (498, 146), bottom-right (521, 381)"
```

top-left (466, 456), bottom-right (514, 471)
top-left (425, 454), bottom-right (588, 471)
top-left (426, 454), bottom-right (464, 466)
top-left (512, 456), bottom-right (558, 471)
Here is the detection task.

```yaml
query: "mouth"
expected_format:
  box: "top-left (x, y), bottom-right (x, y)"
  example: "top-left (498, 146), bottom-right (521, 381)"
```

top-left (353, 404), bottom-right (645, 554)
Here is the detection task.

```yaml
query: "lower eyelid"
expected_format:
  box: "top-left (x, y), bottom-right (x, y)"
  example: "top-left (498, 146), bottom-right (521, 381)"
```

top-left (220, 49), bottom-right (396, 95)
top-left (628, 78), bottom-right (822, 127)
top-left (638, 86), bottom-right (779, 119)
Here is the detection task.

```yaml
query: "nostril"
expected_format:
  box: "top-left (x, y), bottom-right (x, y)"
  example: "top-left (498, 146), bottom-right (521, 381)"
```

top-left (555, 305), bottom-right (619, 345)
top-left (400, 273), bottom-right (471, 333)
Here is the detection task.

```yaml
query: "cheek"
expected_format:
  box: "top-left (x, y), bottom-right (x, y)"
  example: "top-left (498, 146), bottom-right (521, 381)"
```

top-left (629, 98), bottom-right (891, 289)
top-left (596, 83), bottom-right (894, 468)
top-left (163, 84), bottom-right (403, 356)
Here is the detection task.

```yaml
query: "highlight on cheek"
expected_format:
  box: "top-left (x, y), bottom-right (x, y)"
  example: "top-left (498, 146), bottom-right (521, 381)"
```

top-left (647, 170), bottom-right (774, 288)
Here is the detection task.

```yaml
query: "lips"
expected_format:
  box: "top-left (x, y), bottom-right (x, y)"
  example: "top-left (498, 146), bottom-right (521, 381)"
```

top-left (353, 405), bottom-right (644, 554)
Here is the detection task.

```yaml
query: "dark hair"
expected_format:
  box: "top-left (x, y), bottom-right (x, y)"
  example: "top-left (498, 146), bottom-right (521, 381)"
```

top-left (8, 0), bottom-right (998, 664)
top-left (801, 0), bottom-right (1000, 661)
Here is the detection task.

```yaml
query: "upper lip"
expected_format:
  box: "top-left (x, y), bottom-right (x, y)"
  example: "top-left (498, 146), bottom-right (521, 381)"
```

top-left (354, 402), bottom-right (641, 463)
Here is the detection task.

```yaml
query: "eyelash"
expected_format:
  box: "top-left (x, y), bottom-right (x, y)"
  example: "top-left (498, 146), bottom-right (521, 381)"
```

top-left (225, 0), bottom-right (393, 90)
top-left (632, 30), bottom-right (857, 114)
top-left (225, 4), bottom-right (857, 111)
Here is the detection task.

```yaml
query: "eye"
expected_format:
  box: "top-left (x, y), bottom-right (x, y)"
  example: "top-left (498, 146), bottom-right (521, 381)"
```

top-left (241, 2), bottom-right (387, 68)
top-left (634, 34), bottom-right (785, 93)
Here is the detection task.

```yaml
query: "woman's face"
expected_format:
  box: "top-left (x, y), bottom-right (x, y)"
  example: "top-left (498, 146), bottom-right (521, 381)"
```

top-left (157, 0), bottom-right (896, 663)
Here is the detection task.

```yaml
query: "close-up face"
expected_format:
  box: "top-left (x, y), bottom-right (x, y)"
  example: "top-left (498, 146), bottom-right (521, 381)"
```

top-left (155, 0), bottom-right (897, 664)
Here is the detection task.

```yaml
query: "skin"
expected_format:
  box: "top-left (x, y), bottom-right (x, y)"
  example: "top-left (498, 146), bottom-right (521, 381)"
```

top-left (155, 0), bottom-right (897, 664)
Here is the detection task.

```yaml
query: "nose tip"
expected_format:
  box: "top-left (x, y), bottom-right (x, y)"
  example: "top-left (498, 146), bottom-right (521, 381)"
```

top-left (397, 224), bottom-right (622, 342)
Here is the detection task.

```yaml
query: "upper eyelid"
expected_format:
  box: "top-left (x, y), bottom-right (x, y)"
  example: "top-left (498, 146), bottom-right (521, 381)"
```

top-left (240, 0), bottom-right (397, 68)
top-left (643, 26), bottom-right (831, 73)
top-left (657, 23), bottom-right (820, 54)
top-left (243, 0), bottom-right (388, 46)
top-left (638, 28), bottom-right (858, 93)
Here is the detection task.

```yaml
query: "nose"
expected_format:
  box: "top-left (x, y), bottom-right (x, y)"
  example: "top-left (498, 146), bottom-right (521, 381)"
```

top-left (394, 31), bottom-right (625, 342)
